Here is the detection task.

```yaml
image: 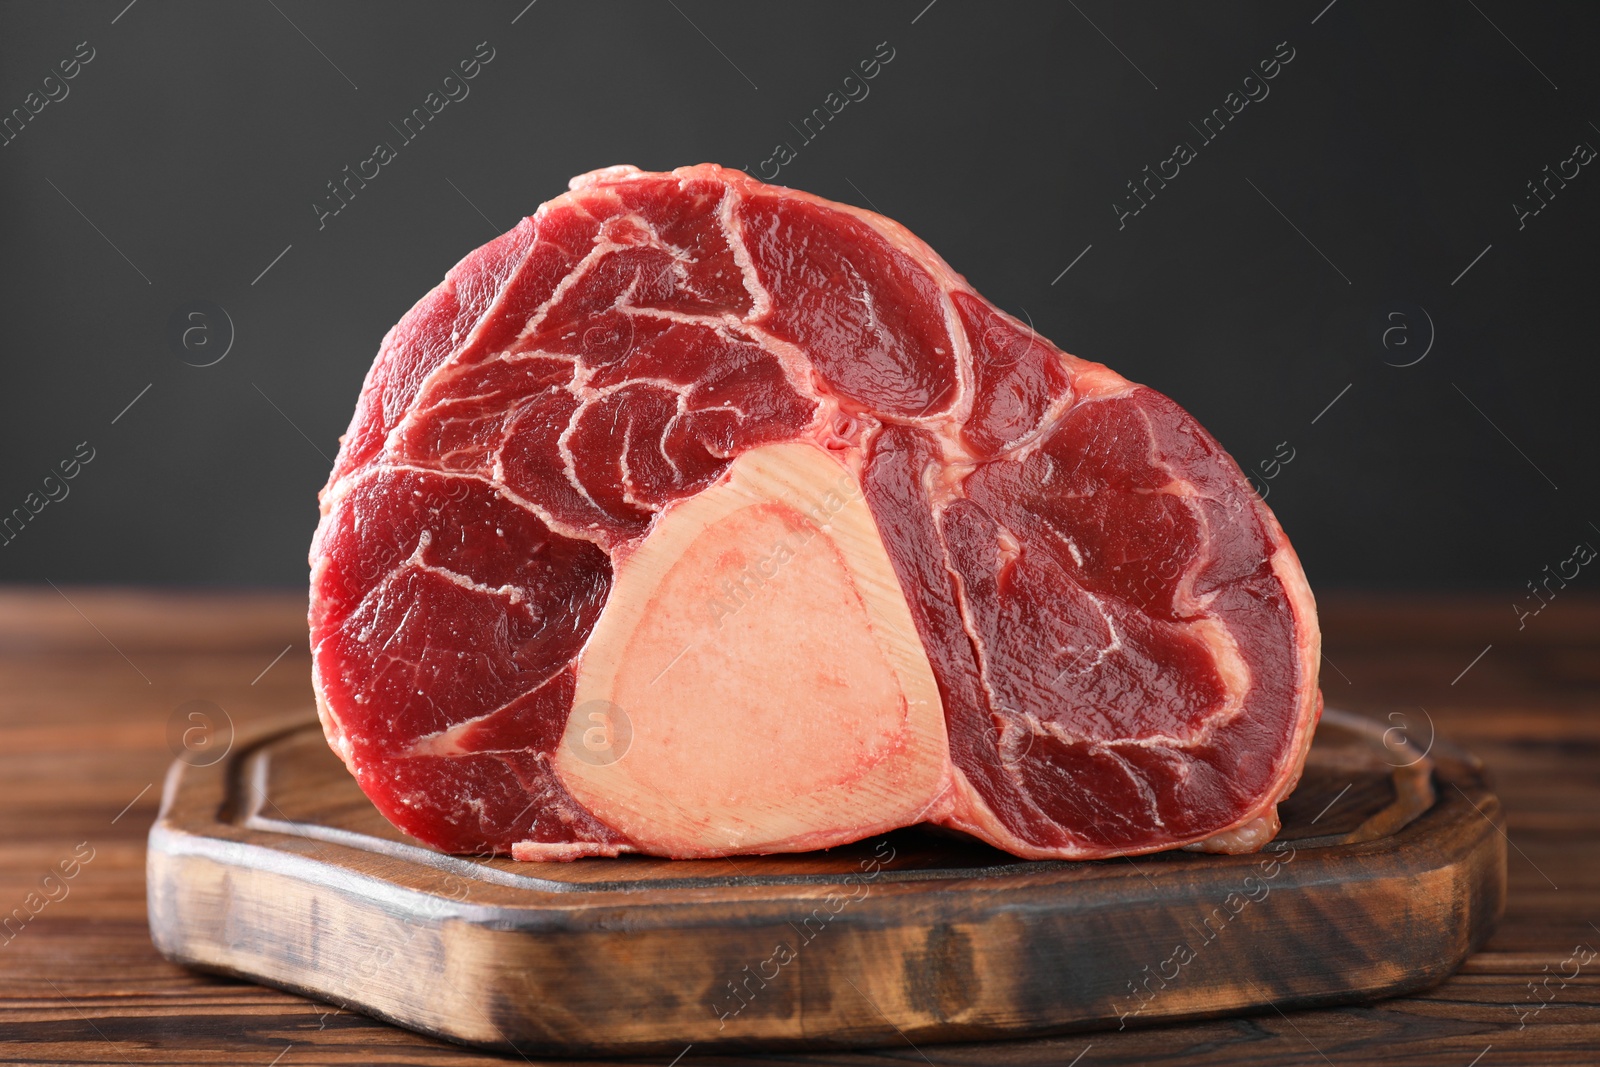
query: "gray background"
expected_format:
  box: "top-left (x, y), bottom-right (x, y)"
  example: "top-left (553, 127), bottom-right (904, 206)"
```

top-left (0, 1), bottom-right (1594, 589)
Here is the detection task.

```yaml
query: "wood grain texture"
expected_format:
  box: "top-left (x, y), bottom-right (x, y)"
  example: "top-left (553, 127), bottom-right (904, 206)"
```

top-left (143, 706), bottom-right (1498, 1056)
top-left (1, 589), bottom-right (1597, 1065)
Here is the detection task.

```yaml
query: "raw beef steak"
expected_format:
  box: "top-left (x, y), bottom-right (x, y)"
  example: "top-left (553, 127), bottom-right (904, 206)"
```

top-left (309, 164), bottom-right (1321, 862)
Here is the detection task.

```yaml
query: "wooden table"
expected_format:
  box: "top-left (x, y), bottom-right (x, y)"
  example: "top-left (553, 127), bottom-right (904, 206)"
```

top-left (1, 589), bottom-right (1596, 1066)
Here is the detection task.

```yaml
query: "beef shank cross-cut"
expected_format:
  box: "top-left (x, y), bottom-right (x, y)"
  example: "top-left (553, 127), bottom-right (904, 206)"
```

top-left (308, 163), bottom-right (1321, 862)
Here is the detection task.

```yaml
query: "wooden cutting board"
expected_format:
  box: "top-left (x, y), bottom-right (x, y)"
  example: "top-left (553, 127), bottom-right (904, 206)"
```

top-left (146, 707), bottom-right (1505, 1057)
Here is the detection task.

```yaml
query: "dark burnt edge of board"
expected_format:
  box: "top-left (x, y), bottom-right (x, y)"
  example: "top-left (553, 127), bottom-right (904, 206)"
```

top-left (166, 934), bottom-right (1499, 1066)
top-left (148, 954), bottom-right (494, 1057)
top-left (224, 707), bottom-right (1433, 896)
